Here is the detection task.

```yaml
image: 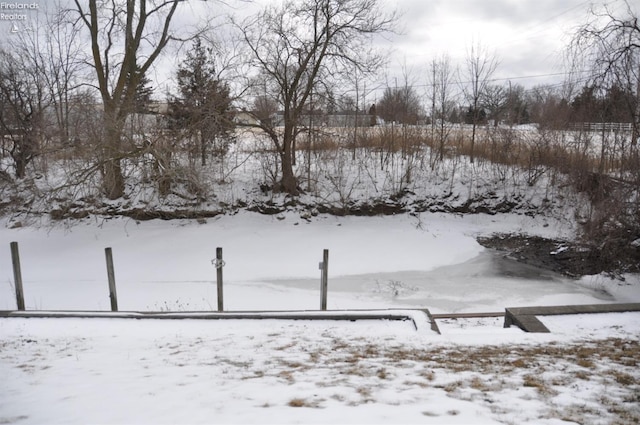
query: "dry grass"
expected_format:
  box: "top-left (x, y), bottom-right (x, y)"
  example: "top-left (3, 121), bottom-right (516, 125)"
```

top-left (376, 368), bottom-right (388, 380)
top-left (522, 374), bottom-right (557, 396)
top-left (287, 398), bottom-right (307, 407)
top-left (277, 370), bottom-right (296, 383)
top-left (510, 358), bottom-right (528, 369)
top-left (612, 371), bottom-right (635, 385)
top-left (419, 369), bottom-right (435, 381)
top-left (10, 328), bottom-right (638, 423)
top-left (262, 336), bottom-right (640, 422)
top-left (469, 376), bottom-right (489, 391)
top-left (293, 125), bottom-right (628, 179)
top-left (576, 358), bottom-right (595, 368)
top-left (296, 131), bottom-right (342, 151)
top-left (357, 126), bottom-right (427, 154)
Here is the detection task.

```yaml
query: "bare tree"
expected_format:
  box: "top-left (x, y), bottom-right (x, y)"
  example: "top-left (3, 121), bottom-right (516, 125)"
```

top-left (252, 93), bottom-right (279, 128)
top-left (504, 83), bottom-right (529, 126)
top-left (3, 3), bottom-right (86, 181)
top-left (569, 0), bottom-right (640, 273)
top-left (72, 0), bottom-right (184, 199)
top-left (461, 41), bottom-right (499, 163)
top-left (35, 4), bottom-right (84, 146)
top-left (238, 0), bottom-right (396, 195)
top-left (527, 84), bottom-right (570, 129)
top-left (376, 85), bottom-right (422, 126)
top-left (571, 0), bottom-right (639, 155)
top-left (0, 48), bottom-right (46, 179)
top-left (481, 84), bottom-right (508, 127)
top-left (429, 54), bottom-right (456, 164)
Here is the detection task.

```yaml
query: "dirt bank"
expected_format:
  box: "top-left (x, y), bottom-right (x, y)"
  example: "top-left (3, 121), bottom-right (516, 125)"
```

top-left (477, 234), bottom-right (639, 278)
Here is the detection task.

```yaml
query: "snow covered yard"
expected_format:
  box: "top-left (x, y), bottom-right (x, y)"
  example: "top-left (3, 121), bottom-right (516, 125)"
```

top-left (1, 211), bottom-right (639, 424)
top-left (1, 313), bottom-right (639, 424)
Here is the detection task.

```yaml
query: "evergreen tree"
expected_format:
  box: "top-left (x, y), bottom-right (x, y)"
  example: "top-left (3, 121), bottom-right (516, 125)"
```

top-left (169, 37), bottom-right (234, 165)
top-left (570, 85), bottom-right (600, 122)
top-left (131, 65), bottom-right (153, 114)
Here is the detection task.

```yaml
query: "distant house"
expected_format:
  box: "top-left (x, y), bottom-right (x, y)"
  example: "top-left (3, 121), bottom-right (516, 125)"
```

top-left (233, 111), bottom-right (262, 127)
top-left (270, 112), bottom-right (376, 128)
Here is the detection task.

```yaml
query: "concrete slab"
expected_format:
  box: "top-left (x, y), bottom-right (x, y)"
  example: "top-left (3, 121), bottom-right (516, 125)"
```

top-left (504, 303), bottom-right (640, 333)
top-left (504, 313), bottom-right (550, 333)
top-left (0, 309), bottom-right (439, 334)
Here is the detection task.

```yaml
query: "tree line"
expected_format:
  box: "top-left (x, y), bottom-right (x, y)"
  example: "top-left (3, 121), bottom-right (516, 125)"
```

top-left (0, 0), bottom-right (638, 200)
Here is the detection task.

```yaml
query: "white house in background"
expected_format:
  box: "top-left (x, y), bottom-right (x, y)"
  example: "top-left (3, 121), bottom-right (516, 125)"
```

top-left (233, 111), bottom-right (262, 126)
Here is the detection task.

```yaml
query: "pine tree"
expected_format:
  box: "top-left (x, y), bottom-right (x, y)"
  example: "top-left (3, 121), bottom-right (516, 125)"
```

top-left (131, 65), bottom-right (153, 114)
top-left (169, 37), bottom-right (234, 166)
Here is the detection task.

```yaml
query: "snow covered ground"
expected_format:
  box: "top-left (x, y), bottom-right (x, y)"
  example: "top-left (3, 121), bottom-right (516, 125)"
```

top-left (1, 312), bottom-right (639, 424)
top-left (1, 211), bottom-right (639, 424)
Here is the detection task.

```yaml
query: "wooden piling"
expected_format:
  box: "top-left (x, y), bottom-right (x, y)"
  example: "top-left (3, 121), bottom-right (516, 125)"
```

top-left (216, 247), bottom-right (224, 312)
top-left (320, 249), bottom-right (329, 310)
top-left (104, 247), bottom-right (118, 312)
top-left (10, 242), bottom-right (25, 311)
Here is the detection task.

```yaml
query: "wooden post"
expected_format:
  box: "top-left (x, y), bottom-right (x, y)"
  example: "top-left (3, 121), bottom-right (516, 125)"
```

top-left (216, 247), bottom-right (224, 312)
top-left (104, 247), bottom-right (118, 312)
top-left (320, 249), bottom-right (329, 310)
top-left (10, 242), bottom-right (25, 311)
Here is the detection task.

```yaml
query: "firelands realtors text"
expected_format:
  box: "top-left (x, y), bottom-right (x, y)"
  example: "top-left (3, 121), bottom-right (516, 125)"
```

top-left (0, 2), bottom-right (38, 21)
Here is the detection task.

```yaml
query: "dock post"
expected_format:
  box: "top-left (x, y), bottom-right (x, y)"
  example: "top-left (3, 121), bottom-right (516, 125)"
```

top-left (10, 242), bottom-right (25, 311)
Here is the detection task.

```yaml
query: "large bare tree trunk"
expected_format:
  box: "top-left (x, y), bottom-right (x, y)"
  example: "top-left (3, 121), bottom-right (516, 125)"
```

top-left (103, 158), bottom-right (125, 199)
top-left (74, 0), bottom-right (180, 200)
top-left (279, 118), bottom-right (298, 194)
top-left (13, 136), bottom-right (37, 179)
top-left (280, 150), bottom-right (297, 194)
top-left (102, 104), bottom-right (125, 198)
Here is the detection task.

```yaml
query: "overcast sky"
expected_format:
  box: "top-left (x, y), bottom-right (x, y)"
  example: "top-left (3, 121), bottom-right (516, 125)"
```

top-left (0, 0), bottom-right (629, 102)
top-left (382, 0), bottom-right (599, 90)
top-left (172, 0), bottom-right (612, 101)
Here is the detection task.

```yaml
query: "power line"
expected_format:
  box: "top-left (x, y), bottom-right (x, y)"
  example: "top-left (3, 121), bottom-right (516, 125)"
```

top-left (372, 70), bottom-right (593, 91)
top-left (493, 0), bottom-right (592, 50)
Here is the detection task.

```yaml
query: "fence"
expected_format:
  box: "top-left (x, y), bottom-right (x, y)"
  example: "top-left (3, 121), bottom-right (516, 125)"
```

top-left (6, 242), bottom-right (331, 313)
top-left (569, 122), bottom-right (634, 133)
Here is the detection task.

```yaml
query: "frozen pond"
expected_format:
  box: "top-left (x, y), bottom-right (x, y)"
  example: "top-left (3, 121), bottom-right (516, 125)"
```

top-left (265, 250), bottom-right (616, 314)
top-left (1, 212), bottom-right (637, 314)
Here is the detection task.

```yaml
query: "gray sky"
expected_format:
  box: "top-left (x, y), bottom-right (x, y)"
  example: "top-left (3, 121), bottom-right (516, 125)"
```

top-left (382, 0), bottom-right (598, 90)
top-left (0, 0), bottom-right (626, 102)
